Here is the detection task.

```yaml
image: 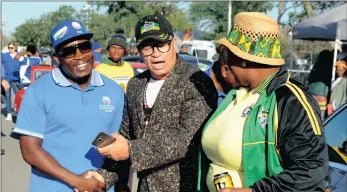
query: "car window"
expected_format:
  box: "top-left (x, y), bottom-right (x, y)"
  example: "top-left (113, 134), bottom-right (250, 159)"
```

top-left (324, 104), bottom-right (347, 164)
top-left (34, 70), bottom-right (52, 81)
top-left (325, 105), bottom-right (347, 147)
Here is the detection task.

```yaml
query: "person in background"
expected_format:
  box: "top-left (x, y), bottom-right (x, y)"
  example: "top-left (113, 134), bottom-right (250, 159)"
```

top-left (130, 46), bottom-right (139, 56)
top-left (115, 27), bottom-right (125, 35)
top-left (307, 50), bottom-right (334, 119)
top-left (204, 42), bottom-right (237, 105)
top-left (1, 41), bottom-right (21, 121)
top-left (95, 34), bottom-right (134, 91)
top-left (51, 52), bottom-right (60, 67)
top-left (1, 62), bottom-right (10, 155)
top-left (179, 44), bottom-right (189, 55)
top-left (41, 49), bottom-right (53, 66)
top-left (15, 44), bottom-right (42, 83)
top-left (328, 60), bottom-right (347, 114)
top-left (92, 41), bottom-right (103, 67)
top-left (198, 12), bottom-right (328, 192)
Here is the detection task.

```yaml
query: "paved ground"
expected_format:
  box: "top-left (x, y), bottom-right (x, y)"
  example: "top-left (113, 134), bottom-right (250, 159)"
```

top-left (1, 106), bottom-right (31, 192)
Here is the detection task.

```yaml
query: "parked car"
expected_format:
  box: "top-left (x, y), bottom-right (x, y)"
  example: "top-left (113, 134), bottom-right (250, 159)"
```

top-left (123, 54), bottom-right (213, 72)
top-left (323, 102), bottom-right (347, 191)
top-left (12, 66), bottom-right (55, 121)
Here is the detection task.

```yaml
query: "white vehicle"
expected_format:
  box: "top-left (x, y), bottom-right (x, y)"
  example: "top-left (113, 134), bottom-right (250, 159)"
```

top-left (180, 40), bottom-right (217, 61)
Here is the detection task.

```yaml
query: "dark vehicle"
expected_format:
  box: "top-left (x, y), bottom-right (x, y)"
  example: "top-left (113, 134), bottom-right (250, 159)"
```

top-left (323, 102), bottom-right (347, 192)
top-left (123, 54), bottom-right (213, 72)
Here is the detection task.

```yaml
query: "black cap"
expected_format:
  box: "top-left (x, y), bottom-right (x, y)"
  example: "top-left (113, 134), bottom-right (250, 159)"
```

top-left (135, 14), bottom-right (174, 47)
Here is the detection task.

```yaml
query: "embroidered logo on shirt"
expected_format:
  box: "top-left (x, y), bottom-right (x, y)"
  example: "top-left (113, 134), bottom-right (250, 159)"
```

top-left (100, 96), bottom-right (114, 112)
top-left (258, 108), bottom-right (269, 128)
top-left (241, 106), bottom-right (252, 117)
top-left (102, 96), bottom-right (111, 104)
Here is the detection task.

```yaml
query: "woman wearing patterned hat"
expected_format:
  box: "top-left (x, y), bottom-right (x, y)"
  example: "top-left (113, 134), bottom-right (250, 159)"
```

top-left (197, 12), bottom-right (328, 192)
top-left (328, 60), bottom-right (347, 114)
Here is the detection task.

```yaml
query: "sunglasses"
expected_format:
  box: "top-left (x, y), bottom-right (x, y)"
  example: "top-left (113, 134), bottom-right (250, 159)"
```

top-left (8, 47), bottom-right (14, 50)
top-left (59, 41), bottom-right (92, 58)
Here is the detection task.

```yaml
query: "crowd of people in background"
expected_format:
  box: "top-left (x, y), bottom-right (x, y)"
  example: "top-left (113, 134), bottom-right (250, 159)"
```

top-left (307, 50), bottom-right (347, 119)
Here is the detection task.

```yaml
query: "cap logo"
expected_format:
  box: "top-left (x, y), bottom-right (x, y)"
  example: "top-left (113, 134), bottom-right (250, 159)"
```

top-left (53, 26), bottom-right (68, 40)
top-left (141, 21), bottom-right (160, 34)
top-left (71, 21), bottom-right (82, 29)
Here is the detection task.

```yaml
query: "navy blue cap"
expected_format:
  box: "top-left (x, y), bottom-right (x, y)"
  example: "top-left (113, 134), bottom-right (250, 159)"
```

top-left (50, 20), bottom-right (93, 50)
top-left (92, 41), bottom-right (101, 51)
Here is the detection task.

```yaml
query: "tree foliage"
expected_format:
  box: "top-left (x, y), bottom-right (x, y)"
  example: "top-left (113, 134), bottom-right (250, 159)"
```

top-left (276, 1), bottom-right (345, 26)
top-left (189, 1), bottom-right (274, 40)
top-left (92, 1), bottom-right (192, 37)
top-left (14, 5), bottom-right (77, 47)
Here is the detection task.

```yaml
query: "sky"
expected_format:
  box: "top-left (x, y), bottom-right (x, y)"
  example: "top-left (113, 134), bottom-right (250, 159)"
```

top-left (2, 1), bottom-right (88, 35)
top-left (1, 1), bottom-right (288, 36)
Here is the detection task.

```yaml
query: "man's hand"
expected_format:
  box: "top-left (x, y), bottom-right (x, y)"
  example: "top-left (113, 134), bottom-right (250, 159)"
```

top-left (83, 171), bottom-right (105, 184)
top-left (219, 188), bottom-right (252, 192)
top-left (72, 172), bottom-right (104, 192)
top-left (97, 133), bottom-right (130, 161)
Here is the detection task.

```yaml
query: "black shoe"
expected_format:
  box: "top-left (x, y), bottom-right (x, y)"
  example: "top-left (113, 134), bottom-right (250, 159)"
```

top-left (1, 132), bottom-right (5, 137)
top-left (1, 149), bottom-right (4, 155)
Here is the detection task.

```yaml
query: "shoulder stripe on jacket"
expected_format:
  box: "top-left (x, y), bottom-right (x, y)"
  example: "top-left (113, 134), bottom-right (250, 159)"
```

top-left (274, 103), bottom-right (280, 155)
top-left (285, 82), bottom-right (321, 135)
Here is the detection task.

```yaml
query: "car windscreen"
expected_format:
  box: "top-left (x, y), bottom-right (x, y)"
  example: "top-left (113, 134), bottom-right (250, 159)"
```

top-left (324, 103), bottom-right (347, 164)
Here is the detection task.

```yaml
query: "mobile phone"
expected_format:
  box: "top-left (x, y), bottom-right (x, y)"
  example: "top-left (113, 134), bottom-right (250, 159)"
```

top-left (92, 132), bottom-right (116, 148)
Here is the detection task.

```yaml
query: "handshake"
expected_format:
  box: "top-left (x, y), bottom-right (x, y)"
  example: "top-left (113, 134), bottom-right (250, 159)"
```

top-left (73, 171), bottom-right (105, 192)
top-left (73, 133), bottom-right (130, 192)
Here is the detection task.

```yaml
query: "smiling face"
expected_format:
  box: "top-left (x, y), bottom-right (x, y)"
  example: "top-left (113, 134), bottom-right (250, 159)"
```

top-left (59, 39), bottom-right (94, 79)
top-left (140, 38), bottom-right (177, 80)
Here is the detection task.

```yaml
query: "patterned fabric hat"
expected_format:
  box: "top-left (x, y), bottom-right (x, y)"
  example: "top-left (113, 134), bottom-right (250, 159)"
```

top-left (217, 12), bottom-right (284, 66)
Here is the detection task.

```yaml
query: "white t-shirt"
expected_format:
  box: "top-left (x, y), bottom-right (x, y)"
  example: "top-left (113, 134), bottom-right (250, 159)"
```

top-left (145, 78), bottom-right (165, 108)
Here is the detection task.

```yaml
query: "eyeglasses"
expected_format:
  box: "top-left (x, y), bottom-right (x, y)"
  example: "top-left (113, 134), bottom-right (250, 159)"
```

top-left (8, 47), bottom-right (14, 50)
top-left (138, 40), bottom-right (172, 57)
top-left (59, 41), bottom-right (92, 59)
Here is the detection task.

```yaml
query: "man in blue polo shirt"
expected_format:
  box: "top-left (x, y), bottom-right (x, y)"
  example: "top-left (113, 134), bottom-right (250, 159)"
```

top-left (13, 20), bottom-right (124, 192)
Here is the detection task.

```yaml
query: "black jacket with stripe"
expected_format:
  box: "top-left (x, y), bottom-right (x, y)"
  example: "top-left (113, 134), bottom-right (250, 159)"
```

top-left (251, 67), bottom-right (329, 192)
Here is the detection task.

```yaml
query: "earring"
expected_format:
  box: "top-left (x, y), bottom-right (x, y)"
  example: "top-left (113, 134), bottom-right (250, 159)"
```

top-left (242, 62), bottom-right (247, 68)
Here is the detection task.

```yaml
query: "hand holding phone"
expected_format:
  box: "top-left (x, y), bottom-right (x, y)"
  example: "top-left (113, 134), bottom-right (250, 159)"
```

top-left (92, 132), bottom-right (116, 148)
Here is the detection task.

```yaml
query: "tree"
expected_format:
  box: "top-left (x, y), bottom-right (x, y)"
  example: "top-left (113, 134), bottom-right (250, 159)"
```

top-left (88, 13), bottom-right (118, 48)
top-left (14, 5), bottom-right (77, 47)
top-left (189, 1), bottom-right (274, 40)
top-left (93, 2), bottom-right (192, 37)
top-left (277, 1), bottom-right (345, 26)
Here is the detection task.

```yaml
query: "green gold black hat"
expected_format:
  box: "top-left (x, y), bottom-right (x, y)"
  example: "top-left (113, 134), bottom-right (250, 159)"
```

top-left (217, 12), bottom-right (284, 66)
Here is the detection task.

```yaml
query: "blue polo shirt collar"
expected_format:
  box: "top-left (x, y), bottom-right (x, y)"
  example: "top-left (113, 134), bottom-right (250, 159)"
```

top-left (52, 68), bottom-right (104, 87)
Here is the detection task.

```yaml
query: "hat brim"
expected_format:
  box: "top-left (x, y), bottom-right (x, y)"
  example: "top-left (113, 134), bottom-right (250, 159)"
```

top-left (55, 33), bottom-right (93, 50)
top-left (216, 37), bottom-right (285, 66)
top-left (136, 33), bottom-right (170, 47)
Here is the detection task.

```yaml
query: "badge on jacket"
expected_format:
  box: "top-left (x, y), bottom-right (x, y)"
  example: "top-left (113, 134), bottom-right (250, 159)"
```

top-left (241, 106), bottom-right (252, 117)
top-left (258, 108), bottom-right (269, 128)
